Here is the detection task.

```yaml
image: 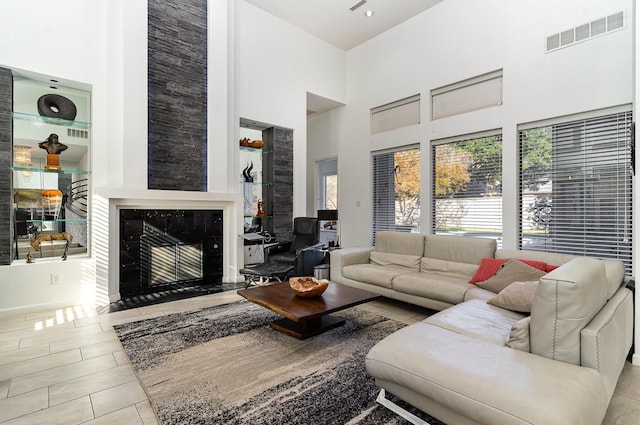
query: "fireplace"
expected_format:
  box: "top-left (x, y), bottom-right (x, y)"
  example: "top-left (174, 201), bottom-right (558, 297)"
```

top-left (119, 209), bottom-right (223, 298)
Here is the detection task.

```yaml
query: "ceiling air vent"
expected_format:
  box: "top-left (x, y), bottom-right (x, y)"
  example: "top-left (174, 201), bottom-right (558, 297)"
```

top-left (546, 11), bottom-right (624, 52)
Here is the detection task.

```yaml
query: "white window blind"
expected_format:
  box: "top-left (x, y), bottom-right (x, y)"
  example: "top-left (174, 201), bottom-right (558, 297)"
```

top-left (519, 111), bottom-right (633, 273)
top-left (372, 147), bottom-right (420, 242)
top-left (371, 95), bottom-right (420, 134)
top-left (433, 134), bottom-right (503, 246)
top-left (431, 70), bottom-right (502, 120)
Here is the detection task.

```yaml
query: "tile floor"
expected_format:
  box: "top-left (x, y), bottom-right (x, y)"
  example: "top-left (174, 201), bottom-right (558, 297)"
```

top-left (0, 291), bottom-right (638, 424)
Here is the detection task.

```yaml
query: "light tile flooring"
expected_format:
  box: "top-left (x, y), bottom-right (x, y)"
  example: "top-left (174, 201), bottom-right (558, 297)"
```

top-left (0, 291), bottom-right (638, 424)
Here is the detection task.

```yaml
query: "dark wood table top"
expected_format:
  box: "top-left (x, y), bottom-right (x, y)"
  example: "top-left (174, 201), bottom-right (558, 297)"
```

top-left (237, 281), bottom-right (381, 323)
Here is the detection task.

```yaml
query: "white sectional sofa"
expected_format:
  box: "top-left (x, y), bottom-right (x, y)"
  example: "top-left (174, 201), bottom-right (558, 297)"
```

top-left (330, 231), bottom-right (634, 425)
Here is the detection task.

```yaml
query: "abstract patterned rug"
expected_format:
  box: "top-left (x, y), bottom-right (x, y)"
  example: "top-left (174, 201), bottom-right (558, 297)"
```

top-left (114, 301), bottom-right (444, 425)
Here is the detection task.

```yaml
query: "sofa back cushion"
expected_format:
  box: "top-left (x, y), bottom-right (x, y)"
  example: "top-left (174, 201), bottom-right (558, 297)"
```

top-left (602, 259), bottom-right (625, 299)
top-left (370, 251), bottom-right (421, 272)
top-left (374, 231), bottom-right (425, 256)
top-left (420, 257), bottom-right (479, 279)
top-left (496, 249), bottom-right (576, 266)
top-left (424, 234), bottom-right (496, 265)
top-left (530, 258), bottom-right (608, 365)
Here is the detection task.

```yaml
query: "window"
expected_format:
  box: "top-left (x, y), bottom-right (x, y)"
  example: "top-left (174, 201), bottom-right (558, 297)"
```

top-left (431, 70), bottom-right (503, 120)
top-left (371, 95), bottom-right (420, 134)
top-left (519, 110), bottom-right (633, 273)
top-left (372, 147), bottom-right (420, 241)
top-left (317, 158), bottom-right (337, 210)
top-left (433, 134), bottom-right (502, 245)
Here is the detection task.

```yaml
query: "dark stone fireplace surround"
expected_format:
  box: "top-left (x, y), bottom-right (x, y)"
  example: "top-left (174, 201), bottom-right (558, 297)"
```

top-left (119, 208), bottom-right (223, 298)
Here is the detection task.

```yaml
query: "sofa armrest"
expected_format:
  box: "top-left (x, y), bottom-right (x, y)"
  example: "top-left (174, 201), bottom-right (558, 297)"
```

top-left (581, 286), bottom-right (634, 399)
top-left (330, 247), bottom-right (373, 283)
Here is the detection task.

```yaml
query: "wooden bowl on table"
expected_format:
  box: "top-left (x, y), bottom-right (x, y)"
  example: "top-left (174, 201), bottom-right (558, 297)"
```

top-left (289, 276), bottom-right (329, 298)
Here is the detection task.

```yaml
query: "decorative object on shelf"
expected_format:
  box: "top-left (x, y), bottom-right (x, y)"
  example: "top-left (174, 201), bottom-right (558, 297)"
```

top-left (289, 276), bottom-right (329, 298)
top-left (250, 139), bottom-right (264, 148)
top-left (257, 199), bottom-right (266, 217)
top-left (37, 93), bottom-right (77, 122)
top-left (13, 145), bottom-right (33, 179)
top-left (240, 137), bottom-right (251, 147)
top-left (42, 189), bottom-right (63, 219)
top-left (31, 232), bottom-right (73, 260)
top-left (242, 161), bottom-right (254, 182)
top-left (38, 133), bottom-right (67, 170)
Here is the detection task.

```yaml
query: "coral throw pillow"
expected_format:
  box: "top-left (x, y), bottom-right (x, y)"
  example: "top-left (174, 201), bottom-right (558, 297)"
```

top-left (469, 258), bottom-right (505, 283)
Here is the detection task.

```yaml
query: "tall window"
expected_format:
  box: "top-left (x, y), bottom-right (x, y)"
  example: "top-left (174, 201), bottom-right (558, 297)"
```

top-left (317, 158), bottom-right (337, 210)
top-left (519, 110), bottom-right (633, 273)
top-left (433, 134), bottom-right (502, 245)
top-left (372, 147), bottom-right (420, 240)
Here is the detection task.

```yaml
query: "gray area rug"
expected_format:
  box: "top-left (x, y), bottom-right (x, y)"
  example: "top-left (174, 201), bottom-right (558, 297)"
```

top-left (114, 300), bottom-right (445, 425)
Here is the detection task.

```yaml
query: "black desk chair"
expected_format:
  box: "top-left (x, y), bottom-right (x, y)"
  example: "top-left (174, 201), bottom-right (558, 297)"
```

top-left (266, 217), bottom-right (325, 277)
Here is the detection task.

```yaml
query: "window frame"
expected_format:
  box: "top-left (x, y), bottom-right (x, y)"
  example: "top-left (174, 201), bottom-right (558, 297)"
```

top-left (518, 107), bottom-right (633, 273)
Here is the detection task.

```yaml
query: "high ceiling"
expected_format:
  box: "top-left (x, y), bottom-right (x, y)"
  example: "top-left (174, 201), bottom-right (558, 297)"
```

top-left (244, 0), bottom-right (444, 51)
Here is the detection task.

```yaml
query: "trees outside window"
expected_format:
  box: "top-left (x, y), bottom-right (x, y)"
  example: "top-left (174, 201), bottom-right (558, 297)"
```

top-left (433, 135), bottom-right (502, 244)
top-left (372, 147), bottom-right (420, 240)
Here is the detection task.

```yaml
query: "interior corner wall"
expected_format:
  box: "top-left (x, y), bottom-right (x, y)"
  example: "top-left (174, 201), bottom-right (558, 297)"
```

top-left (148, 0), bottom-right (208, 191)
top-left (0, 67), bottom-right (12, 266)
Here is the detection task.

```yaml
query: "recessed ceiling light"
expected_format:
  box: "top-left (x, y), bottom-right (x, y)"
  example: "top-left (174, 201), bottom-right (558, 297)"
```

top-left (364, 10), bottom-right (374, 18)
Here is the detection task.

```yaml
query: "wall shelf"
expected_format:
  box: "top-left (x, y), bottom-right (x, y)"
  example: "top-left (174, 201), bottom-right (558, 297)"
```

top-left (13, 111), bottom-right (91, 129)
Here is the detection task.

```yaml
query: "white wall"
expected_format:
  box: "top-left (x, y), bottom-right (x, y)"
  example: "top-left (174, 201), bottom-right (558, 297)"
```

top-left (235, 1), bottom-right (346, 219)
top-left (0, 0), bottom-right (108, 311)
top-left (0, 0), bottom-right (244, 311)
top-left (307, 0), bottom-right (633, 248)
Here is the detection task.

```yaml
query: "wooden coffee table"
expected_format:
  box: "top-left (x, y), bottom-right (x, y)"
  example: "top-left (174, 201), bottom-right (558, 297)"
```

top-left (237, 281), bottom-right (381, 339)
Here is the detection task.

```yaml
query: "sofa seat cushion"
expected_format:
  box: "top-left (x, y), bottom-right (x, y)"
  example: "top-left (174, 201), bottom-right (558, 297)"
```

top-left (342, 264), bottom-right (412, 289)
top-left (425, 299), bottom-right (525, 345)
top-left (392, 272), bottom-right (472, 305)
top-left (366, 323), bottom-right (609, 425)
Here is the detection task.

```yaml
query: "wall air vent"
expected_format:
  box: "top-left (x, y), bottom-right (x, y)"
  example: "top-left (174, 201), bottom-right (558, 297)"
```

top-left (67, 128), bottom-right (88, 139)
top-left (546, 11), bottom-right (624, 52)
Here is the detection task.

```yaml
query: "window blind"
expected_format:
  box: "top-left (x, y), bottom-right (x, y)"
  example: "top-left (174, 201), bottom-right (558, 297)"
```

top-left (372, 147), bottom-right (420, 243)
top-left (431, 70), bottom-right (502, 120)
top-left (432, 135), bottom-right (503, 246)
top-left (519, 111), bottom-right (633, 273)
top-left (371, 95), bottom-right (420, 134)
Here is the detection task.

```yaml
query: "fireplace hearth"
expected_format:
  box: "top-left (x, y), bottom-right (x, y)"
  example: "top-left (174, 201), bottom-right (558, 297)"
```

top-left (119, 209), bottom-right (223, 298)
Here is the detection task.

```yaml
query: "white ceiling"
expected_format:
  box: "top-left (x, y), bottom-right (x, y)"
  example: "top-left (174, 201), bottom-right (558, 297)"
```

top-left (244, 0), bottom-right (444, 51)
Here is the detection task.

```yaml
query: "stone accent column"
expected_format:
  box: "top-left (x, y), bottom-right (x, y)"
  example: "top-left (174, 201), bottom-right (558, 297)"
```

top-left (0, 67), bottom-right (12, 264)
top-left (147, 0), bottom-right (208, 191)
